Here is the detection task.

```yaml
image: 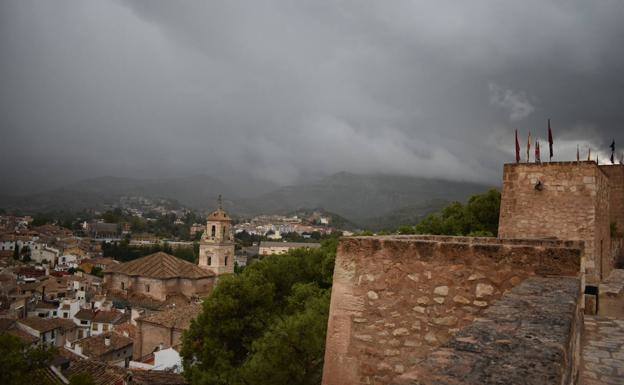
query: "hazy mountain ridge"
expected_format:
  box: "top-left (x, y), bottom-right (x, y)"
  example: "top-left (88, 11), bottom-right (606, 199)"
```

top-left (0, 172), bottom-right (493, 229)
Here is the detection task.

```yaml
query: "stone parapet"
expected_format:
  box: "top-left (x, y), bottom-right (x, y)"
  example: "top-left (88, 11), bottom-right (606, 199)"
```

top-left (321, 236), bottom-right (582, 385)
top-left (598, 269), bottom-right (624, 318)
top-left (397, 276), bottom-right (583, 385)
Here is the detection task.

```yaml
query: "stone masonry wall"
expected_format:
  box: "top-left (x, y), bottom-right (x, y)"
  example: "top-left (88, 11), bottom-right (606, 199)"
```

top-left (397, 276), bottom-right (583, 385)
top-left (498, 162), bottom-right (610, 283)
top-left (321, 236), bottom-right (582, 385)
top-left (600, 165), bottom-right (624, 268)
top-left (600, 165), bottom-right (624, 237)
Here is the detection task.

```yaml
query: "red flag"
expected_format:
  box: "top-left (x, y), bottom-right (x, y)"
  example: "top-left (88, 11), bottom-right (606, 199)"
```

top-left (548, 119), bottom-right (554, 160)
top-left (535, 140), bottom-right (541, 163)
top-left (527, 131), bottom-right (532, 162)
top-left (515, 129), bottom-right (520, 163)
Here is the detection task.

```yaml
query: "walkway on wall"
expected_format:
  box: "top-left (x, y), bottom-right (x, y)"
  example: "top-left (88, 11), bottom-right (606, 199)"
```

top-left (580, 316), bottom-right (624, 384)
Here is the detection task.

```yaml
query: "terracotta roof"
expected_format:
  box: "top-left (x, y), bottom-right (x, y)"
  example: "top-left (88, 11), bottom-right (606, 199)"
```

top-left (105, 252), bottom-right (214, 279)
top-left (112, 323), bottom-right (136, 339)
top-left (63, 359), bottom-right (187, 385)
top-left (77, 332), bottom-right (132, 358)
top-left (138, 303), bottom-right (202, 330)
top-left (63, 359), bottom-right (124, 385)
top-left (93, 309), bottom-right (128, 324)
top-left (35, 301), bottom-right (58, 310)
top-left (7, 328), bottom-right (39, 344)
top-left (74, 308), bottom-right (96, 321)
top-left (129, 370), bottom-right (187, 385)
top-left (0, 317), bottom-right (16, 331)
top-left (18, 317), bottom-right (76, 333)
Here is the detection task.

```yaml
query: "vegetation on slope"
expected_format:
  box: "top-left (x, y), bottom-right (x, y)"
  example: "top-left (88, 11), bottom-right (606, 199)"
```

top-left (181, 237), bottom-right (337, 385)
top-left (398, 188), bottom-right (501, 236)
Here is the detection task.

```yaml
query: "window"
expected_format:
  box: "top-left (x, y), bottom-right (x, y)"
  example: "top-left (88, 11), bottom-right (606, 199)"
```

top-left (121, 282), bottom-right (125, 290)
top-left (81, 320), bottom-right (88, 325)
top-left (208, 257), bottom-right (212, 266)
top-left (50, 330), bottom-right (55, 339)
top-left (211, 225), bottom-right (216, 237)
top-left (92, 323), bottom-right (97, 331)
top-left (225, 256), bottom-right (228, 266)
top-left (146, 284), bottom-right (150, 293)
top-left (104, 324), bottom-right (110, 331)
top-left (63, 312), bottom-right (68, 318)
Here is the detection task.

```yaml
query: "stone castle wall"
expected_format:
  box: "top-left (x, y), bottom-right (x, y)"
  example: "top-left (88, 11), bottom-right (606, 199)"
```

top-left (396, 276), bottom-right (583, 385)
top-left (600, 165), bottom-right (624, 237)
top-left (498, 162), bottom-right (610, 283)
top-left (321, 235), bottom-right (582, 385)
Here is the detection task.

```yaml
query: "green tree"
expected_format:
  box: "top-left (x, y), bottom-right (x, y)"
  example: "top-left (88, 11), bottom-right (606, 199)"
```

top-left (13, 243), bottom-right (20, 260)
top-left (0, 334), bottom-right (56, 385)
top-left (90, 266), bottom-right (104, 278)
top-left (415, 189), bottom-right (501, 236)
top-left (182, 239), bottom-right (337, 385)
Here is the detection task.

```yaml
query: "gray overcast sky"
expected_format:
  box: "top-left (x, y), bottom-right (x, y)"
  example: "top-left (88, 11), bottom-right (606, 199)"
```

top-left (1, 1), bottom-right (623, 193)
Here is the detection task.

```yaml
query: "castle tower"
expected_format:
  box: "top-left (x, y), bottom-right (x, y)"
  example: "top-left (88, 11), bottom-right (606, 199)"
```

top-left (198, 195), bottom-right (235, 275)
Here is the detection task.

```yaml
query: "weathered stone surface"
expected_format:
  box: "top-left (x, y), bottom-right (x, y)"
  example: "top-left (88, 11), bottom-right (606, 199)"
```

top-left (416, 296), bottom-right (430, 305)
top-left (453, 295), bottom-right (471, 304)
top-left (468, 272), bottom-right (485, 281)
top-left (432, 316), bottom-right (458, 326)
top-left (475, 283), bottom-right (494, 298)
top-left (396, 277), bottom-right (582, 385)
top-left (367, 291), bottom-right (379, 300)
top-left (581, 315), bottom-right (624, 385)
top-left (498, 162), bottom-right (610, 284)
top-left (412, 306), bottom-right (426, 314)
top-left (433, 286), bottom-right (449, 296)
top-left (424, 332), bottom-right (438, 344)
top-left (599, 269), bottom-right (624, 318)
top-left (321, 235), bottom-right (583, 385)
top-left (392, 328), bottom-right (410, 336)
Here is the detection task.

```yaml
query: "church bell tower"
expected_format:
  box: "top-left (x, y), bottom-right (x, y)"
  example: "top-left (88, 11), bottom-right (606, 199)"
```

top-left (198, 195), bottom-right (235, 275)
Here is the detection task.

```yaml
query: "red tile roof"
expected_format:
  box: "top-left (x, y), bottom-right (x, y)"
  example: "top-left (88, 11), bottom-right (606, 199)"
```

top-left (105, 252), bottom-right (214, 279)
top-left (138, 303), bottom-right (202, 330)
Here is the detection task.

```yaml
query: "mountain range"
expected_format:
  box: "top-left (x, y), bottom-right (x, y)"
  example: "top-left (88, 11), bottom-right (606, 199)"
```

top-left (0, 172), bottom-right (494, 230)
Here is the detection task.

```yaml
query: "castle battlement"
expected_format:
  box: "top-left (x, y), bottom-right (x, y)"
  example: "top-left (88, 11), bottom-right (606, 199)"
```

top-left (499, 161), bottom-right (624, 284)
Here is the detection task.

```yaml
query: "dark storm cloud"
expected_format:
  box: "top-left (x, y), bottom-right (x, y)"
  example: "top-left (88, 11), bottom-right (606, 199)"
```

top-left (1, 1), bottom-right (624, 192)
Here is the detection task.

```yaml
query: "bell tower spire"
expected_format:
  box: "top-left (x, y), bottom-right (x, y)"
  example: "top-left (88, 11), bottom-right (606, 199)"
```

top-left (198, 194), bottom-right (235, 275)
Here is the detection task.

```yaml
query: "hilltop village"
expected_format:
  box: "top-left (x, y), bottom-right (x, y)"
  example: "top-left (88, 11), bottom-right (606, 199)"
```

top-left (0, 200), bottom-right (330, 384)
top-left (1, 162), bottom-right (624, 385)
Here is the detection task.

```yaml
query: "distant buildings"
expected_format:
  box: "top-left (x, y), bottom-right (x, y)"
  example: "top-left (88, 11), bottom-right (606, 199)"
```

top-left (258, 241), bottom-right (322, 256)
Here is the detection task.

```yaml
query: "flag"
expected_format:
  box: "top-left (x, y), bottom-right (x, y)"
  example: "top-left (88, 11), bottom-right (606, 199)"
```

top-left (527, 131), bottom-right (532, 163)
top-left (576, 145), bottom-right (580, 162)
top-left (588, 147), bottom-right (591, 162)
top-left (515, 129), bottom-right (520, 163)
top-left (610, 140), bottom-right (616, 164)
top-left (548, 119), bottom-right (554, 160)
top-left (535, 140), bottom-right (541, 163)
top-left (621, 152), bottom-right (624, 164)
